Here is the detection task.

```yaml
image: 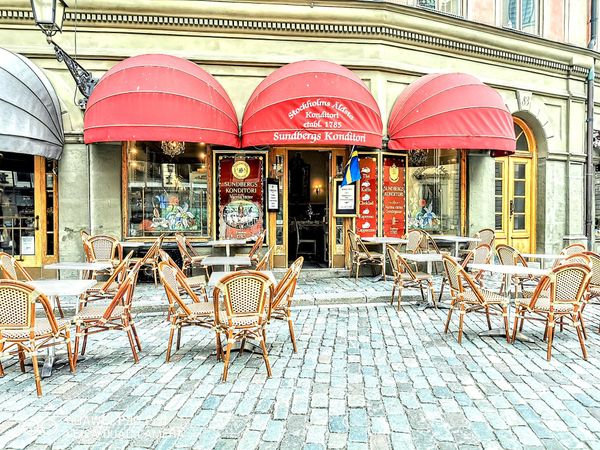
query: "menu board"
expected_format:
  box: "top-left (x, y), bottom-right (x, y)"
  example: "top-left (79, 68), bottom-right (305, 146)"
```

top-left (382, 155), bottom-right (406, 238)
top-left (356, 155), bottom-right (378, 237)
top-left (217, 155), bottom-right (264, 239)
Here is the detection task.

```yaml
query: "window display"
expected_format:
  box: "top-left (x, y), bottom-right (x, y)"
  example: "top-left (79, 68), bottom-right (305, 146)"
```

top-left (126, 142), bottom-right (208, 237)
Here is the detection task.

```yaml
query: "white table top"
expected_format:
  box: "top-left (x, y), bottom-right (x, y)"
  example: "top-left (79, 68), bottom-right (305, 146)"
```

top-left (202, 256), bottom-right (251, 266)
top-left (29, 279), bottom-right (97, 297)
top-left (120, 241), bottom-right (147, 248)
top-left (431, 235), bottom-right (481, 243)
top-left (208, 270), bottom-right (276, 287)
top-left (399, 253), bottom-right (453, 262)
top-left (44, 262), bottom-right (113, 271)
top-left (521, 253), bottom-right (565, 260)
top-left (362, 237), bottom-right (408, 244)
top-left (206, 239), bottom-right (248, 246)
top-left (468, 263), bottom-right (549, 277)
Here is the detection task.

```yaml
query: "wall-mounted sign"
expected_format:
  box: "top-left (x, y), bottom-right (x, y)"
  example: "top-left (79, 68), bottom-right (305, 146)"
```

top-left (217, 155), bottom-right (264, 239)
top-left (333, 178), bottom-right (358, 217)
top-left (266, 178), bottom-right (280, 212)
top-left (382, 155), bottom-right (406, 238)
top-left (20, 235), bottom-right (35, 255)
top-left (356, 155), bottom-right (378, 237)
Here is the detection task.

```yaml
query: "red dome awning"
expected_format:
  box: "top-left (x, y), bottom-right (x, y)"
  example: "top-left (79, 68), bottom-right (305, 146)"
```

top-left (242, 60), bottom-right (383, 148)
top-left (84, 54), bottom-right (240, 147)
top-left (387, 73), bottom-right (515, 156)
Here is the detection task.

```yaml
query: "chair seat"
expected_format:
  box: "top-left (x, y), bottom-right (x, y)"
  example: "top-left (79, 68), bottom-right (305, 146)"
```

top-left (521, 289), bottom-right (549, 299)
top-left (399, 272), bottom-right (431, 282)
top-left (220, 314), bottom-right (267, 327)
top-left (75, 305), bottom-right (125, 321)
top-left (187, 302), bottom-right (214, 316)
top-left (186, 275), bottom-right (206, 288)
top-left (461, 289), bottom-right (508, 305)
top-left (1, 318), bottom-right (71, 339)
top-left (86, 281), bottom-right (119, 293)
top-left (358, 252), bottom-right (384, 260)
top-left (515, 297), bottom-right (575, 313)
top-left (189, 256), bottom-right (204, 264)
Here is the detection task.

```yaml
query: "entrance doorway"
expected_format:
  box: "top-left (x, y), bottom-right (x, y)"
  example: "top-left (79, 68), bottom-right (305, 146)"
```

top-left (288, 151), bottom-right (329, 267)
top-left (0, 153), bottom-right (58, 268)
top-left (494, 117), bottom-right (536, 253)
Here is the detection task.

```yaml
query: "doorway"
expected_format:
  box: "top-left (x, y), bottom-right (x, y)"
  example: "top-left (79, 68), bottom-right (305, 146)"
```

top-left (288, 151), bottom-right (329, 267)
top-left (0, 153), bottom-right (58, 268)
top-left (494, 118), bottom-right (536, 253)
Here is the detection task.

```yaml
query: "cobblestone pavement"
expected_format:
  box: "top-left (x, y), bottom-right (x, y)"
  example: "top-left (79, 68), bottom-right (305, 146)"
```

top-left (2, 278), bottom-right (600, 449)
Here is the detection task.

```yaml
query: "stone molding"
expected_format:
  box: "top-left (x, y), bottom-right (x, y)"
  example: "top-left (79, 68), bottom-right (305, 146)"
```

top-left (0, 8), bottom-right (589, 77)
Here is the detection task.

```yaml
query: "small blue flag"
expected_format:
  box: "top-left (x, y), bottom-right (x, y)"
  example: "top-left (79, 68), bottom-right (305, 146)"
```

top-left (341, 147), bottom-right (361, 187)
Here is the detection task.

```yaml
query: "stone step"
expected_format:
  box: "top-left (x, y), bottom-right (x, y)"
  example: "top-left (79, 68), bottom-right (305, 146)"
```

top-left (273, 267), bottom-right (352, 280)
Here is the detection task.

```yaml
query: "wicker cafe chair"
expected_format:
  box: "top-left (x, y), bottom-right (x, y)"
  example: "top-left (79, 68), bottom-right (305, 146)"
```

top-left (235, 229), bottom-right (266, 266)
top-left (0, 280), bottom-right (74, 396)
top-left (88, 235), bottom-right (122, 271)
top-left (129, 235), bottom-right (164, 286)
top-left (175, 233), bottom-right (205, 275)
top-left (213, 270), bottom-right (274, 382)
top-left (387, 246), bottom-right (435, 310)
top-left (495, 244), bottom-right (538, 295)
top-left (0, 252), bottom-right (64, 319)
top-left (512, 263), bottom-right (591, 361)
top-left (460, 228), bottom-right (495, 256)
top-left (401, 229), bottom-right (426, 254)
top-left (269, 257), bottom-right (304, 352)
top-left (80, 252), bottom-right (134, 307)
top-left (347, 229), bottom-right (385, 280)
top-left (158, 250), bottom-right (207, 298)
top-left (255, 246), bottom-right (274, 271)
top-left (442, 255), bottom-right (510, 344)
top-left (438, 244), bottom-right (492, 301)
top-left (72, 262), bottom-right (143, 368)
top-left (158, 262), bottom-right (215, 362)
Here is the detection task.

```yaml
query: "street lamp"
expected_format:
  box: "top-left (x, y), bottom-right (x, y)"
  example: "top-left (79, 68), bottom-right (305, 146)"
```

top-left (30, 0), bottom-right (97, 108)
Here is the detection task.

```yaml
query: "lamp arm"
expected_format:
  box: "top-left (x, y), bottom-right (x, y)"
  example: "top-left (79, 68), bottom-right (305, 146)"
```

top-left (49, 38), bottom-right (98, 109)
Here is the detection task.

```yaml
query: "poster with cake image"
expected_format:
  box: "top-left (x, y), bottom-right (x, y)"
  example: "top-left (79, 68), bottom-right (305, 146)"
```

top-left (356, 156), bottom-right (378, 237)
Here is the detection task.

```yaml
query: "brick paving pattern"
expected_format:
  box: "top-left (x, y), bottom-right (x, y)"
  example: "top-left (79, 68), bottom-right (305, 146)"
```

top-left (1, 274), bottom-right (600, 449)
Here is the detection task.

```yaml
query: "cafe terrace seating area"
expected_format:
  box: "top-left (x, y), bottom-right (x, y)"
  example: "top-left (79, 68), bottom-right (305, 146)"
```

top-left (0, 229), bottom-right (597, 396)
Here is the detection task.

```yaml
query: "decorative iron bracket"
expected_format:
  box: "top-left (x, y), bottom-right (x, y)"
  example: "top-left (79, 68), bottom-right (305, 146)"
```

top-left (49, 38), bottom-right (98, 109)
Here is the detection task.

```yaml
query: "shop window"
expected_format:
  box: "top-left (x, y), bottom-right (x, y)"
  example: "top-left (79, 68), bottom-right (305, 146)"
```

top-left (406, 149), bottom-right (461, 234)
top-left (503, 0), bottom-right (539, 34)
top-left (417, 0), bottom-right (462, 16)
top-left (126, 142), bottom-right (209, 238)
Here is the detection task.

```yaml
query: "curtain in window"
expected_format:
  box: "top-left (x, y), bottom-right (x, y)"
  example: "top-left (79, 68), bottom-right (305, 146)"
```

top-left (507, 0), bottom-right (517, 28)
top-left (521, 0), bottom-right (535, 27)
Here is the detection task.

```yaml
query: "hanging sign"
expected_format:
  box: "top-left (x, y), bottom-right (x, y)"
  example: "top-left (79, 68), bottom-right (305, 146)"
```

top-left (333, 178), bottom-right (358, 217)
top-left (266, 178), bottom-right (280, 212)
top-left (382, 155), bottom-right (406, 238)
top-left (217, 155), bottom-right (264, 239)
top-left (20, 235), bottom-right (35, 255)
top-left (356, 155), bottom-right (378, 238)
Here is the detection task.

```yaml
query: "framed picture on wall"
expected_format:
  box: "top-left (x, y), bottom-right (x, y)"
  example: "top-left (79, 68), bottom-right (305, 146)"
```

top-left (333, 178), bottom-right (358, 217)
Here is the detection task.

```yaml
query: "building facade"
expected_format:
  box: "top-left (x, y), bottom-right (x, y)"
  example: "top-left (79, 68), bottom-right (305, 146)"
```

top-left (0, 0), bottom-right (597, 269)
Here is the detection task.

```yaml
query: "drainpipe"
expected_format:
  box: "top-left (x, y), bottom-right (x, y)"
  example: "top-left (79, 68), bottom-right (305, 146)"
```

top-left (586, 0), bottom-right (597, 250)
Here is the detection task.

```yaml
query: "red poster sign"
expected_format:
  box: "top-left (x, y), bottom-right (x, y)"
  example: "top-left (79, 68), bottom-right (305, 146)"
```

top-left (217, 155), bottom-right (264, 239)
top-left (382, 156), bottom-right (406, 238)
top-left (356, 156), bottom-right (378, 237)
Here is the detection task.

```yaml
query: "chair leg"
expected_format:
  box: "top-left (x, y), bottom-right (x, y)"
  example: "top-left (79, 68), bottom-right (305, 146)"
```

top-left (259, 332), bottom-right (272, 378)
top-left (55, 296), bottom-right (65, 318)
top-left (543, 319), bottom-right (549, 342)
top-left (390, 282), bottom-right (397, 306)
top-left (444, 298), bottom-right (455, 333)
top-left (215, 332), bottom-right (223, 361)
top-left (457, 306), bottom-right (465, 344)
top-left (574, 313), bottom-right (588, 360)
top-left (222, 332), bottom-right (234, 382)
top-left (579, 312), bottom-right (588, 340)
top-left (18, 348), bottom-right (26, 373)
top-left (73, 325), bottom-right (82, 369)
top-left (502, 306), bottom-right (510, 343)
top-left (419, 285), bottom-right (425, 303)
top-left (546, 317), bottom-right (555, 361)
top-left (239, 338), bottom-right (246, 355)
top-left (166, 321), bottom-right (176, 362)
top-left (30, 349), bottom-right (42, 397)
top-left (81, 331), bottom-right (89, 356)
top-left (428, 281), bottom-right (436, 309)
top-left (131, 321), bottom-right (142, 351)
top-left (438, 278), bottom-right (446, 303)
top-left (123, 317), bottom-right (139, 363)
top-left (485, 306), bottom-right (492, 330)
top-left (355, 262), bottom-right (359, 281)
top-left (287, 314), bottom-right (298, 353)
top-left (559, 316), bottom-right (564, 333)
top-left (176, 326), bottom-right (182, 351)
top-left (397, 285), bottom-right (404, 311)
top-left (65, 330), bottom-right (75, 373)
top-left (511, 309), bottom-right (521, 343)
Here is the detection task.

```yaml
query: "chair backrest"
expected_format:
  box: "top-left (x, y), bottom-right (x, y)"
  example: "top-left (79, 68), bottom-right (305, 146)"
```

top-left (0, 252), bottom-right (32, 281)
top-left (158, 249), bottom-right (179, 268)
top-left (581, 251), bottom-right (600, 286)
top-left (88, 235), bottom-right (120, 262)
top-left (248, 230), bottom-right (266, 259)
top-left (478, 228), bottom-right (495, 247)
top-left (561, 243), bottom-right (586, 257)
top-left (496, 244), bottom-right (519, 266)
top-left (158, 262), bottom-right (200, 316)
top-left (347, 229), bottom-right (359, 255)
top-left (175, 233), bottom-right (198, 262)
top-left (140, 235), bottom-right (164, 264)
top-left (406, 230), bottom-right (425, 253)
top-left (462, 244), bottom-right (492, 267)
top-left (387, 246), bottom-right (401, 276)
top-left (442, 254), bottom-right (464, 295)
top-left (98, 252), bottom-right (134, 293)
top-left (0, 280), bottom-right (57, 336)
top-left (395, 251), bottom-right (419, 281)
top-left (271, 256), bottom-right (304, 311)
top-left (560, 253), bottom-right (591, 267)
top-left (80, 230), bottom-right (90, 245)
top-left (256, 246), bottom-right (274, 270)
top-left (422, 231), bottom-right (442, 254)
top-left (526, 263), bottom-right (591, 309)
top-left (213, 270), bottom-right (274, 327)
top-left (349, 231), bottom-right (373, 258)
